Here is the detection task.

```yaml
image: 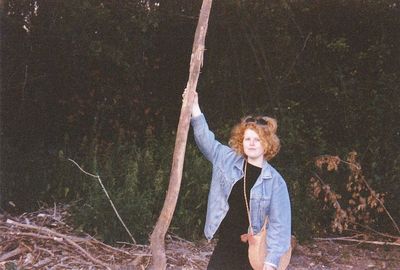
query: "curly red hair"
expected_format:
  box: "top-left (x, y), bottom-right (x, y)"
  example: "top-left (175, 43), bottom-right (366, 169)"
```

top-left (228, 116), bottom-right (280, 161)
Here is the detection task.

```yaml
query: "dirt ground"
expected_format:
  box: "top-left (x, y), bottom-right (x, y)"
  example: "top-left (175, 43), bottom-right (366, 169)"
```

top-left (287, 240), bottom-right (399, 270)
top-left (183, 238), bottom-right (400, 270)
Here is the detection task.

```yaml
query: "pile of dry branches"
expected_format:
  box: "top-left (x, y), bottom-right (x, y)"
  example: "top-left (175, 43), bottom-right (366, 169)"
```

top-left (0, 204), bottom-right (212, 269)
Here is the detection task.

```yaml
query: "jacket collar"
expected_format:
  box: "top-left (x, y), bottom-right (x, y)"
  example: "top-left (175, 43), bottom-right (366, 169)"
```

top-left (234, 157), bottom-right (273, 180)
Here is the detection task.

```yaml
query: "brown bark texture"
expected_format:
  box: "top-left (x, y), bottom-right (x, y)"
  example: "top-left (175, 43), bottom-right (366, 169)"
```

top-left (149, 0), bottom-right (213, 269)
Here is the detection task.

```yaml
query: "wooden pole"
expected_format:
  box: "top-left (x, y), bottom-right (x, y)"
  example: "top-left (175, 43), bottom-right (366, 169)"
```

top-left (149, 1), bottom-right (213, 269)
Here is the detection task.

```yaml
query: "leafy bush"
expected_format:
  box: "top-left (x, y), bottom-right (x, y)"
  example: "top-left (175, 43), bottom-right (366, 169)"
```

top-left (57, 131), bottom-right (210, 243)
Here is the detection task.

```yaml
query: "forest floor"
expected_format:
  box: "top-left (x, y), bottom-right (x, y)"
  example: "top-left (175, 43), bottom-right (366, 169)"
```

top-left (285, 239), bottom-right (399, 269)
top-left (165, 237), bottom-right (400, 270)
top-left (1, 205), bottom-right (399, 269)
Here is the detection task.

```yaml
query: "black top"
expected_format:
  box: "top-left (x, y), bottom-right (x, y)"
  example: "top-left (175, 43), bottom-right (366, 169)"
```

top-left (218, 161), bottom-right (262, 242)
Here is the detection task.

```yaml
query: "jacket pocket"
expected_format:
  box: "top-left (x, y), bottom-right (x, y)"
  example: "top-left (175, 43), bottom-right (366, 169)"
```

top-left (249, 197), bottom-right (271, 232)
top-left (249, 198), bottom-right (259, 231)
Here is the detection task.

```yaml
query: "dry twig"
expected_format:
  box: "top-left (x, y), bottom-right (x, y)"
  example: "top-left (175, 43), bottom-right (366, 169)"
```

top-left (68, 158), bottom-right (137, 244)
top-left (314, 237), bottom-right (400, 247)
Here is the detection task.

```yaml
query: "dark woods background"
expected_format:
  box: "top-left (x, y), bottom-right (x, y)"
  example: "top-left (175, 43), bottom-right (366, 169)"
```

top-left (1, 0), bottom-right (399, 243)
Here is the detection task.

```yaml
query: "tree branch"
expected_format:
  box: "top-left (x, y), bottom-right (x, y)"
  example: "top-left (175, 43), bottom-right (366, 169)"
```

top-left (149, 1), bottom-right (213, 269)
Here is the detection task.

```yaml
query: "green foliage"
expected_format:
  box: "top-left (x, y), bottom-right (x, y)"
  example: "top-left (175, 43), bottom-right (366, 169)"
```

top-left (2, 0), bottom-right (399, 243)
top-left (52, 131), bottom-right (210, 243)
top-left (64, 131), bottom-right (161, 243)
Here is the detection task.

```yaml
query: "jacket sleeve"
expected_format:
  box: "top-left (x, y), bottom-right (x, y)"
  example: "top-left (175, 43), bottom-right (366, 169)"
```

top-left (191, 114), bottom-right (231, 164)
top-left (265, 178), bottom-right (291, 268)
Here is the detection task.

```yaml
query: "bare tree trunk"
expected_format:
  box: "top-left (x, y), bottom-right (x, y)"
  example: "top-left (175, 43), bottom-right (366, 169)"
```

top-left (149, 1), bottom-right (213, 269)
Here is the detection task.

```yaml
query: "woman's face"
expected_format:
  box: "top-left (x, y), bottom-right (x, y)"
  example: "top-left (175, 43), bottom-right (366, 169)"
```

top-left (243, 128), bottom-right (265, 161)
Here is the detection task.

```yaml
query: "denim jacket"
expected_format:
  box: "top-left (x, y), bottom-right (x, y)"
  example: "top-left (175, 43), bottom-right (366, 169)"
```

top-left (191, 114), bottom-right (291, 268)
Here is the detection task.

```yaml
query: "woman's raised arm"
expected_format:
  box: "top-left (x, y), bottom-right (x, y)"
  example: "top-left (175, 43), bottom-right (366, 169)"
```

top-left (190, 91), bottom-right (231, 164)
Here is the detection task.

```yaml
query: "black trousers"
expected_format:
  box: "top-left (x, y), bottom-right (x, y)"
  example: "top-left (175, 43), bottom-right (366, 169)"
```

top-left (207, 236), bottom-right (253, 270)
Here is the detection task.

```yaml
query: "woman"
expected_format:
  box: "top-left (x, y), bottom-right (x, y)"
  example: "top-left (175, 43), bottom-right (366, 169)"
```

top-left (190, 92), bottom-right (291, 270)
